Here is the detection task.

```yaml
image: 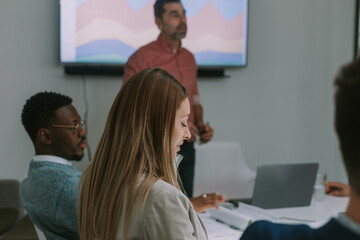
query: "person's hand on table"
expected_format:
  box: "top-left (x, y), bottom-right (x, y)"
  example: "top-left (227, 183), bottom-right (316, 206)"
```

top-left (190, 193), bottom-right (226, 213)
top-left (325, 181), bottom-right (350, 197)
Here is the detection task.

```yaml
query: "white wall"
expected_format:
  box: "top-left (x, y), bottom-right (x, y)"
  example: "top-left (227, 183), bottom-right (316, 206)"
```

top-left (0, 0), bottom-right (354, 184)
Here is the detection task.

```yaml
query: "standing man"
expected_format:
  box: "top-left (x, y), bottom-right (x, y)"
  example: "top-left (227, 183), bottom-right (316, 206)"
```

top-left (240, 59), bottom-right (360, 240)
top-left (123, 0), bottom-right (214, 198)
top-left (20, 91), bottom-right (86, 240)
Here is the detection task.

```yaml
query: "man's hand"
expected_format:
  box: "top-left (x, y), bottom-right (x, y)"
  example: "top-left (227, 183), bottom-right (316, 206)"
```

top-left (187, 122), bottom-right (199, 142)
top-left (190, 193), bottom-right (226, 213)
top-left (197, 122), bottom-right (214, 144)
top-left (325, 181), bottom-right (350, 197)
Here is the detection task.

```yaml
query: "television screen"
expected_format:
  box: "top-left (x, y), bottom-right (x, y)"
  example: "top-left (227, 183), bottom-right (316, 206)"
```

top-left (60, 0), bottom-right (248, 67)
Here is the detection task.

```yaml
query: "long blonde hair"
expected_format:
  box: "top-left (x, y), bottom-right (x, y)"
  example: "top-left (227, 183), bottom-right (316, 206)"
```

top-left (78, 68), bottom-right (188, 239)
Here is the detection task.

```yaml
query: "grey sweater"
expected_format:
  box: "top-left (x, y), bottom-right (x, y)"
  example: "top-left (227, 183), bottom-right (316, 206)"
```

top-left (20, 160), bottom-right (81, 240)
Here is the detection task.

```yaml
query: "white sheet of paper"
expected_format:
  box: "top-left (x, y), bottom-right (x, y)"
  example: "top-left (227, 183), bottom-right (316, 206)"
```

top-left (199, 212), bottom-right (242, 240)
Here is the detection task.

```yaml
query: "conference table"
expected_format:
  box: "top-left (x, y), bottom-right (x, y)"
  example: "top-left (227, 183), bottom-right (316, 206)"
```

top-left (200, 195), bottom-right (349, 240)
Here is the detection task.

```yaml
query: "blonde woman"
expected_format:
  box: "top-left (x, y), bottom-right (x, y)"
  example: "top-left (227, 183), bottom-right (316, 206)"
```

top-left (78, 68), bottom-right (208, 239)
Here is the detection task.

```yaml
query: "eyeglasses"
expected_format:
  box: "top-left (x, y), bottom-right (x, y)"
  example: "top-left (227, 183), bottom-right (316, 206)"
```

top-left (49, 119), bottom-right (86, 133)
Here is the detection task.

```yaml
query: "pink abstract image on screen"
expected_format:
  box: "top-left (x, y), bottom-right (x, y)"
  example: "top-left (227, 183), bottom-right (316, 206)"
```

top-left (70, 0), bottom-right (248, 66)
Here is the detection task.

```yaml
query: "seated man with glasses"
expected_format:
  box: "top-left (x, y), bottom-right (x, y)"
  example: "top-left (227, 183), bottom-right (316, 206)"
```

top-left (20, 91), bottom-right (86, 240)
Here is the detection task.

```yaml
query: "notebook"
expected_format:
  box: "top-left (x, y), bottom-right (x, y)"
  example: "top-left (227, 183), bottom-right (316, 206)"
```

top-left (230, 163), bottom-right (319, 209)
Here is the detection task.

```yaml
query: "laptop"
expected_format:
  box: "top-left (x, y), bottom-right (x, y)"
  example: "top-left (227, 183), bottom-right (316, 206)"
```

top-left (229, 163), bottom-right (319, 209)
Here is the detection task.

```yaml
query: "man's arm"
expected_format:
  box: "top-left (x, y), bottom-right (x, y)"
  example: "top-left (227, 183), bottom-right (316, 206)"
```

top-left (55, 175), bottom-right (80, 235)
top-left (193, 104), bottom-right (213, 143)
top-left (123, 51), bottom-right (148, 85)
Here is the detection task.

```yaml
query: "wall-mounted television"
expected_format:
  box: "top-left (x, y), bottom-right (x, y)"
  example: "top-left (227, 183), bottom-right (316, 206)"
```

top-left (60, 0), bottom-right (249, 74)
top-left (355, 0), bottom-right (359, 59)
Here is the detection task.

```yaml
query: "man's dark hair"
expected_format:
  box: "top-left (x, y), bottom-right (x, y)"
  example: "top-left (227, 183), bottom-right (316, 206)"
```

top-left (21, 91), bottom-right (72, 143)
top-left (154, 0), bottom-right (181, 18)
top-left (334, 58), bottom-right (360, 195)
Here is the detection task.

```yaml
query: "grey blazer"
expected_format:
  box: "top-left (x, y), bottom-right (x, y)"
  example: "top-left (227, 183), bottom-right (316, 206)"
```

top-left (116, 180), bottom-right (208, 240)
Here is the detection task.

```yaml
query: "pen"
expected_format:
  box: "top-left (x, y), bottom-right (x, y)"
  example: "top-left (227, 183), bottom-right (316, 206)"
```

top-left (197, 121), bottom-right (211, 144)
top-left (200, 121), bottom-right (210, 134)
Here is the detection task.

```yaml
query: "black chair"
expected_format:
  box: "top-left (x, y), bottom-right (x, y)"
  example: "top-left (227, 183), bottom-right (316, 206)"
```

top-left (0, 179), bottom-right (38, 240)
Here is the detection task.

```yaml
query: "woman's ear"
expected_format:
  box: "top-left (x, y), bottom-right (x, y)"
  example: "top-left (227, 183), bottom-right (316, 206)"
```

top-left (37, 128), bottom-right (52, 145)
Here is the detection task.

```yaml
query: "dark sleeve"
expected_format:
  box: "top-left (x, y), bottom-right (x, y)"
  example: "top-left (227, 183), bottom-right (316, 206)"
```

top-left (240, 221), bottom-right (268, 240)
top-left (240, 220), bottom-right (315, 240)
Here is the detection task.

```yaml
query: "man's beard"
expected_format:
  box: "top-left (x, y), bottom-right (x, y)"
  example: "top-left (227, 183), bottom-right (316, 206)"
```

top-left (172, 23), bottom-right (187, 40)
top-left (73, 136), bottom-right (86, 161)
top-left (172, 32), bottom-right (186, 41)
top-left (72, 153), bottom-right (84, 161)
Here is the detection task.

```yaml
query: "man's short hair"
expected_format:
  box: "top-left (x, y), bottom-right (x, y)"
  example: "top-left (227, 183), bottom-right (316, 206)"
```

top-left (21, 91), bottom-right (72, 143)
top-left (154, 0), bottom-right (181, 18)
top-left (334, 58), bottom-right (360, 195)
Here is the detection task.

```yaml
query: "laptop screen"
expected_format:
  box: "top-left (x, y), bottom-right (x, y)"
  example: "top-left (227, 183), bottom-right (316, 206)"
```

top-left (251, 163), bottom-right (319, 209)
